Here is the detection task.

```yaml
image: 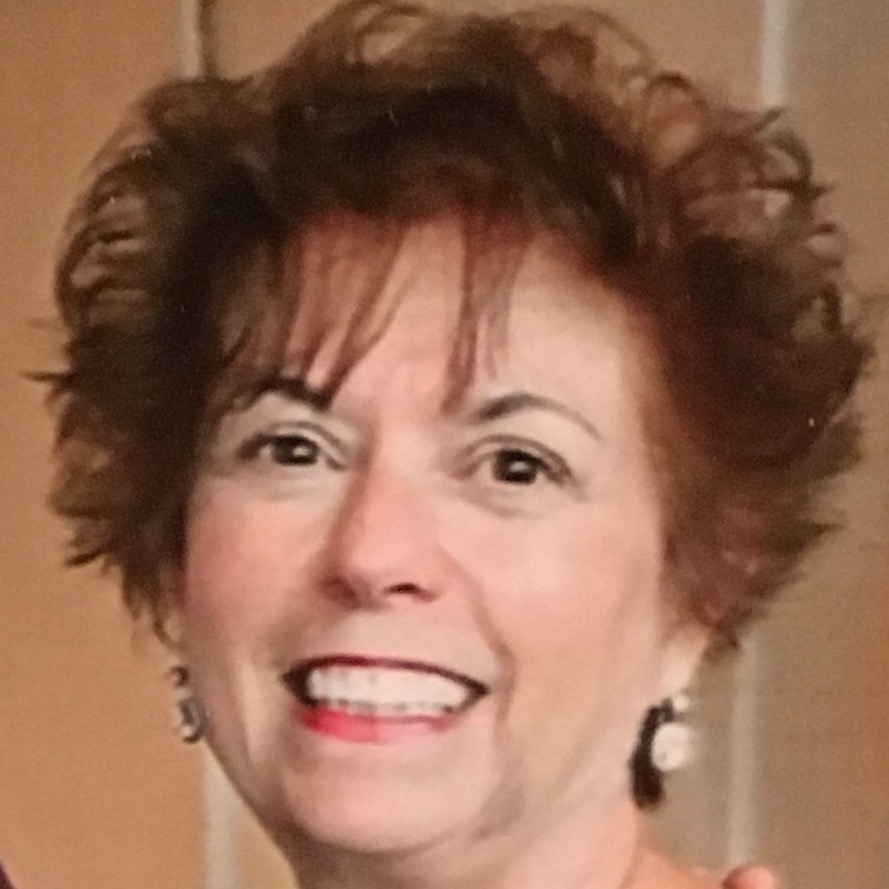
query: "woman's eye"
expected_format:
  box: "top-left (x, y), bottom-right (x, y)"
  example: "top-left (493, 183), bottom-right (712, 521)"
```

top-left (490, 448), bottom-right (547, 485)
top-left (263, 434), bottom-right (320, 466)
top-left (464, 437), bottom-right (572, 491)
top-left (237, 427), bottom-right (342, 471)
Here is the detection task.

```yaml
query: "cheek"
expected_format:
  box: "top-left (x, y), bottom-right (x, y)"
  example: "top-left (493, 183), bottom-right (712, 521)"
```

top-left (185, 504), bottom-right (253, 625)
top-left (455, 507), bottom-right (668, 795)
top-left (181, 489), bottom-right (312, 644)
top-left (475, 513), bottom-right (661, 634)
top-left (456, 507), bottom-right (667, 708)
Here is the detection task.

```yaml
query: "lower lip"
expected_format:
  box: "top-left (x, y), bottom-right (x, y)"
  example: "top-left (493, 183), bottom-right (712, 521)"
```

top-left (297, 705), bottom-right (460, 744)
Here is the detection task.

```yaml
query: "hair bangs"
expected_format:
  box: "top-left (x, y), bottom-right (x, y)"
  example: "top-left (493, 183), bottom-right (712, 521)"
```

top-left (199, 202), bottom-right (535, 438)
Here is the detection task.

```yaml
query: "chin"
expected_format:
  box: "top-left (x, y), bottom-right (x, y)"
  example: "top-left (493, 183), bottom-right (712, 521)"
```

top-left (270, 762), bottom-right (499, 856)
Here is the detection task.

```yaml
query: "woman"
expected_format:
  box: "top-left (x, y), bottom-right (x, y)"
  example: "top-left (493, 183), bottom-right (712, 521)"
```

top-left (45, 0), bottom-right (868, 886)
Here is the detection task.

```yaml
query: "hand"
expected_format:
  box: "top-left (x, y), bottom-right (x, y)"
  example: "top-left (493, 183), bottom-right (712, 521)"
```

top-left (723, 864), bottom-right (780, 889)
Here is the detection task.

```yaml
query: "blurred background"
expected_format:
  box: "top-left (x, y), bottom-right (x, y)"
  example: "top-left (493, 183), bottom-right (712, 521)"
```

top-left (1, 1), bottom-right (887, 888)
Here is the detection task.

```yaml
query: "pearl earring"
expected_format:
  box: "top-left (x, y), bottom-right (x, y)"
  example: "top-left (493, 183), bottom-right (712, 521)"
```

top-left (650, 691), bottom-right (696, 773)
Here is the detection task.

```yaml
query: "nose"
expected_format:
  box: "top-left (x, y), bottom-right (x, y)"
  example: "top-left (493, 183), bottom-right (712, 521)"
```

top-left (321, 464), bottom-right (450, 608)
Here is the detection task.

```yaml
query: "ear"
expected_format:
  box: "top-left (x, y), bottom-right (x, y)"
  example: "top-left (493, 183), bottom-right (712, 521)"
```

top-left (156, 561), bottom-right (187, 655)
top-left (657, 623), bottom-right (710, 701)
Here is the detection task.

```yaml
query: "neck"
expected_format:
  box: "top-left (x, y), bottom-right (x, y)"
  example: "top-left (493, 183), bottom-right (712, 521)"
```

top-left (281, 794), bottom-right (649, 889)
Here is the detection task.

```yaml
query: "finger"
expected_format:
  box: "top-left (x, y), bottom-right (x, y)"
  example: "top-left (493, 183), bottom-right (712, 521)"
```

top-left (723, 864), bottom-right (780, 889)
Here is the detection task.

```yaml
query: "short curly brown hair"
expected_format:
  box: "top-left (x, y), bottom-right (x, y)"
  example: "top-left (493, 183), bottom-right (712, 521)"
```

top-left (48, 0), bottom-right (868, 661)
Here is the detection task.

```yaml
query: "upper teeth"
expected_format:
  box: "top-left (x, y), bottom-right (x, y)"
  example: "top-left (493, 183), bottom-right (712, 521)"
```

top-left (304, 665), bottom-right (473, 714)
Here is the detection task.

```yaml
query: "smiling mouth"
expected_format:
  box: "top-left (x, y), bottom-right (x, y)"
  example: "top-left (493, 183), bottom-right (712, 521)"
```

top-left (282, 655), bottom-right (490, 721)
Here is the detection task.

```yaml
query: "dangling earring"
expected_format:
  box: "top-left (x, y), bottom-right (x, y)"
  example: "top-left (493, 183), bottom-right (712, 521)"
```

top-left (650, 691), bottom-right (695, 773)
top-left (168, 665), bottom-right (205, 744)
top-left (630, 691), bottom-right (695, 808)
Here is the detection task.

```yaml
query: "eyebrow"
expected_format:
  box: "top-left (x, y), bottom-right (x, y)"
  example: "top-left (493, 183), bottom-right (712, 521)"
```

top-left (245, 378), bottom-right (600, 440)
top-left (248, 375), bottom-right (332, 411)
top-left (465, 391), bottom-right (601, 440)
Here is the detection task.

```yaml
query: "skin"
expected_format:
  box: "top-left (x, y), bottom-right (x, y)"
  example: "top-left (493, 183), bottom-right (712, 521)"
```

top-left (173, 218), bottom-right (714, 889)
top-left (722, 866), bottom-right (779, 889)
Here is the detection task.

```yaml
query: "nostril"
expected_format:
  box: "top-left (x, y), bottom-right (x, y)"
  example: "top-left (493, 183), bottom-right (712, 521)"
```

top-left (386, 582), bottom-right (425, 596)
top-left (319, 573), bottom-right (437, 608)
top-left (363, 578), bottom-right (438, 606)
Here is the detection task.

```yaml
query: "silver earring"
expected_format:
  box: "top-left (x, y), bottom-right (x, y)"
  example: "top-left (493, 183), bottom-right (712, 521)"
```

top-left (650, 691), bottom-right (696, 773)
top-left (168, 665), bottom-right (205, 744)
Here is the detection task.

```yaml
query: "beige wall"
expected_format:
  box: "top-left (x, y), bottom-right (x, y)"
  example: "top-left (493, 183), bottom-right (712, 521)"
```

top-left (1, 3), bottom-right (886, 889)
top-left (0, 4), bottom-right (203, 889)
top-left (754, 2), bottom-right (889, 886)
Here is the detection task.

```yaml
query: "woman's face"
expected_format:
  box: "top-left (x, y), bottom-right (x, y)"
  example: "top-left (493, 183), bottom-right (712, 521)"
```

top-left (175, 220), bottom-right (703, 862)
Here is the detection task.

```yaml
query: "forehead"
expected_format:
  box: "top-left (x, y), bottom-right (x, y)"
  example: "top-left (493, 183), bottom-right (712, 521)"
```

top-left (216, 213), bottom-right (646, 414)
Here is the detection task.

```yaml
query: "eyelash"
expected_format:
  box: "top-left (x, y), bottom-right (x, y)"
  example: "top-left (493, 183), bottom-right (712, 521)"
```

top-left (460, 436), bottom-right (573, 488)
top-left (237, 426), bottom-right (345, 471)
